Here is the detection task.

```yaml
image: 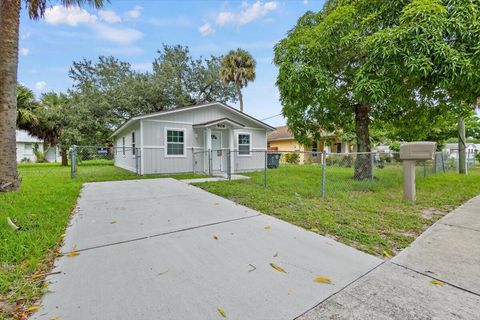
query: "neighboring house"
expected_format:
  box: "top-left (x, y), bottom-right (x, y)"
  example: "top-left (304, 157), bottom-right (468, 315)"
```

top-left (16, 130), bottom-right (60, 163)
top-left (111, 102), bottom-right (275, 175)
top-left (444, 143), bottom-right (479, 158)
top-left (267, 125), bottom-right (353, 164)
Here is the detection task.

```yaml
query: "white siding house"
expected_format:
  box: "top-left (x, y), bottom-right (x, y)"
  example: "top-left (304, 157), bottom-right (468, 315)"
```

top-left (111, 102), bottom-right (275, 175)
top-left (16, 130), bottom-right (60, 163)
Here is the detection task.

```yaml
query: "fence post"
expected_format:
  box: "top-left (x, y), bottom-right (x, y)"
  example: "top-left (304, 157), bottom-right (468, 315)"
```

top-left (227, 150), bottom-right (231, 180)
top-left (321, 150), bottom-right (327, 197)
top-left (70, 145), bottom-right (77, 179)
top-left (370, 152), bottom-right (375, 181)
top-left (208, 149), bottom-right (212, 177)
top-left (264, 150), bottom-right (267, 188)
top-left (441, 152), bottom-right (446, 173)
top-left (192, 147), bottom-right (195, 175)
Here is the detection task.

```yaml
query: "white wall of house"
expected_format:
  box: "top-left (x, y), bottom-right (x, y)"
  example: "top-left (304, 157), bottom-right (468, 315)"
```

top-left (16, 130), bottom-right (60, 163)
top-left (114, 123), bottom-right (140, 172)
top-left (112, 104), bottom-right (270, 175)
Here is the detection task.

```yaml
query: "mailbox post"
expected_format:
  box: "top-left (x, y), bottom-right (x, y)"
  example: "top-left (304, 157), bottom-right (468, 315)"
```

top-left (399, 142), bottom-right (436, 201)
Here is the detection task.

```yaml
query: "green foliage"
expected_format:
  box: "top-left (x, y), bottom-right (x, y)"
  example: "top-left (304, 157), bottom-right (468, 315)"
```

top-left (274, 0), bottom-right (480, 151)
top-left (219, 48), bottom-right (256, 89)
top-left (16, 84), bottom-right (40, 131)
top-left (32, 144), bottom-right (47, 163)
top-left (389, 142), bottom-right (401, 152)
top-left (284, 153), bottom-right (300, 164)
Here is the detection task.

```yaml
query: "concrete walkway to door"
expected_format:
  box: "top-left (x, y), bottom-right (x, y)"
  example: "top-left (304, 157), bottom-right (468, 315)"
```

top-left (32, 178), bottom-right (381, 320)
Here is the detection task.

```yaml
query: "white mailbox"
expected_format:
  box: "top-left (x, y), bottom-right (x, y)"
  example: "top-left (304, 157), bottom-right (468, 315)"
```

top-left (400, 142), bottom-right (436, 161)
top-left (399, 142), bottom-right (437, 201)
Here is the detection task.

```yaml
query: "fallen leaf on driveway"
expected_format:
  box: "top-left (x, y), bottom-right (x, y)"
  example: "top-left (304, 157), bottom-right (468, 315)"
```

top-left (313, 277), bottom-right (332, 284)
top-left (110, 220), bottom-right (117, 224)
top-left (214, 203), bottom-right (220, 205)
top-left (270, 263), bottom-right (286, 273)
top-left (217, 307), bottom-right (226, 318)
top-left (430, 279), bottom-right (444, 286)
top-left (65, 251), bottom-right (80, 257)
top-left (26, 306), bottom-right (41, 313)
top-left (158, 270), bottom-right (169, 276)
top-left (383, 250), bottom-right (392, 258)
top-left (50, 317), bottom-right (61, 320)
top-left (213, 235), bottom-right (219, 240)
top-left (264, 226), bottom-right (271, 230)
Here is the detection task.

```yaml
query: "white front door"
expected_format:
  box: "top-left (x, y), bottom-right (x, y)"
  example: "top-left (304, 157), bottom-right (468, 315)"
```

top-left (211, 131), bottom-right (222, 171)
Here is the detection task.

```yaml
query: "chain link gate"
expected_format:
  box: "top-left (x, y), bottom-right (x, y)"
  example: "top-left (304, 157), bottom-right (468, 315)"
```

top-left (69, 145), bottom-right (138, 179)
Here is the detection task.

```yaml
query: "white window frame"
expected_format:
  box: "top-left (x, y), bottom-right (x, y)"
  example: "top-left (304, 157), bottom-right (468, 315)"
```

top-left (237, 132), bottom-right (252, 157)
top-left (164, 127), bottom-right (186, 158)
top-left (24, 143), bottom-right (33, 154)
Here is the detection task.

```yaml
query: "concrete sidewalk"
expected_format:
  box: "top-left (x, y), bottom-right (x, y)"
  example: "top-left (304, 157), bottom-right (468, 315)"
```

top-left (299, 195), bottom-right (480, 319)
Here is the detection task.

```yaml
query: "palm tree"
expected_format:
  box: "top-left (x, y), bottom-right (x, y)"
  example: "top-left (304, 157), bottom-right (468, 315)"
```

top-left (0, 0), bottom-right (105, 192)
top-left (17, 84), bottom-right (40, 131)
top-left (219, 49), bottom-right (256, 113)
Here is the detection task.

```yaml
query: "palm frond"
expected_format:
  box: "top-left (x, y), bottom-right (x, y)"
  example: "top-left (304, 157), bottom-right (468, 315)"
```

top-left (26, 0), bottom-right (107, 20)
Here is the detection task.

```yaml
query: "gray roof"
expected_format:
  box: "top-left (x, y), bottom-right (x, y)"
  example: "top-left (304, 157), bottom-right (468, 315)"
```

top-left (16, 130), bottom-right (43, 143)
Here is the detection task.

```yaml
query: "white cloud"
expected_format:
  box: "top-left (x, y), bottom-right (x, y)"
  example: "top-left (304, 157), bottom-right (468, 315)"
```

top-left (98, 46), bottom-right (144, 56)
top-left (94, 24), bottom-right (143, 45)
top-left (303, 0), bottom-right (309, 4)
top-left (126, 6), bottom-right (143, 19)
top-left (98, 10), bottom-right (121, 23)
top-left (35, 81), bottom-right (47, 90)
top-left (215, 1), bottom-right (278, 26)
top-left (147, 16), bottom-right (192, 27)
top-left (20, 47), bottom-right (29, 56)
top-left (199, 22), bottom-right (215, 36)
top-left (45, 5), bottom-right (97, 26)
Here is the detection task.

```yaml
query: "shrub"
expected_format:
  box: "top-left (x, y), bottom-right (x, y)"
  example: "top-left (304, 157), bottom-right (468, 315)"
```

top-left (285, 153), bottom-right (300, 164)
top-left (341, 155), bottom-right (353, 167)
top-left (21, 157), bottom-right (31, 163)
top-left (33, 144), bottom-right (48, 163)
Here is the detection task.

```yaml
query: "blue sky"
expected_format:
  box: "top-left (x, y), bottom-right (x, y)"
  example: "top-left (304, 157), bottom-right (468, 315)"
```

top-left (18, 0), bottom-right (325, 127)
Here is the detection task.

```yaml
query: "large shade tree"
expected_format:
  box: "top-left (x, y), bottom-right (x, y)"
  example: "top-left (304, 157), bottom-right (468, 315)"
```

top-left (0, 0), bottom-right (104, 192)
top-left (220, 48), bottom-right (256, 113)
top-left (274, 0), bottom-right (479, 179)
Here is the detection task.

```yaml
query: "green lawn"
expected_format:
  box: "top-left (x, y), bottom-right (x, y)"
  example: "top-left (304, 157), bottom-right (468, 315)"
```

top-left (0, 163), bottom-right (204, 317)
top-left (197, 164), bottom-right (480, 256)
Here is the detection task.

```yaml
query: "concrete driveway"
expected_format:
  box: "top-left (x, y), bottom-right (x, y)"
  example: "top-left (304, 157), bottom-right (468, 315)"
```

top-left (33, 178), bottom-right (381, 320)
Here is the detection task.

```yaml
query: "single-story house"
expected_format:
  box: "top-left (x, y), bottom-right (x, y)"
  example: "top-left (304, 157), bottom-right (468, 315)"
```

top-left (443, 143), bottom-right (479, 159)
top-left (111, 102), bottom-right (275, 175)
top-left (16, 129), bottom-right (60, 163)
top-left (267, 125), bottom-right (353, 164)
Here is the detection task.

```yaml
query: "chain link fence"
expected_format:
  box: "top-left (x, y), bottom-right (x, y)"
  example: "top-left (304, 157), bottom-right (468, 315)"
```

top-left (69, 146), bottom-right (477, 197)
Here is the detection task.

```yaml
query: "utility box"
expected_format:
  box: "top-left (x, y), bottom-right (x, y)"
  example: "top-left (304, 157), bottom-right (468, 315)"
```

top-left (400, 142), bottom-right (436, 161)
top-left (400, 142), bottom-right (437, 201)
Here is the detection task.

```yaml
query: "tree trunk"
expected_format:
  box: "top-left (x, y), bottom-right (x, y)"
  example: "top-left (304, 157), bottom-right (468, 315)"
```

top-left (0, 0), bottom-right (21, 192)
top-left (458, 118), bottom-right (466, 174)
top-left (354, 103), bottom-right (372, 180)
top-left (236, 83), bottom-right (243, 113)
top-left (61, 149), bottom-right (68, 166)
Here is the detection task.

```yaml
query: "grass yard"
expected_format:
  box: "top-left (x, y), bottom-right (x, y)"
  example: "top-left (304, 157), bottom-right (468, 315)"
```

top-left (0, 163), bottom-right (204, 317)
top-left (197, 164), bottom-right (480, 256)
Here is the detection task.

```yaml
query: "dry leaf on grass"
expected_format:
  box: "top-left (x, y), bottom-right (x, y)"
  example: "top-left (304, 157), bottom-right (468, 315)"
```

top-left (7, 217), bottom-right (19, 230)
top-left (217, 307), bottom-right (227, 318)
top-left (310, 227), bottom-right (319, 232)
top-left (25, 306), bottom-right (41, 313)
top-left (430, 279), bottom-right (444, 286)
top-left (383, 250), bottom-right (392, 258)
top-left (313, 277), bottom-right (332, 284)
top-left (270, 263), bottom-right (286, 273)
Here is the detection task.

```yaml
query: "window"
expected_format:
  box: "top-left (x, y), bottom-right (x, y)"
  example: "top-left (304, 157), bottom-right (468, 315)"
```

top-left (312, 142), bottom-right (318, 157)
top-left (238, 133), bottom-right (251, 155)
top-left (24, 143), bottom-right (32, 154)
top-left (132, 132), bottom-right (136, 155)
top-left (122, 137), bottom-right (125, 155)
top-left (166, 129), bottom-right (184, 156)
top-left (336, 142), bottom-right (342, 153)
